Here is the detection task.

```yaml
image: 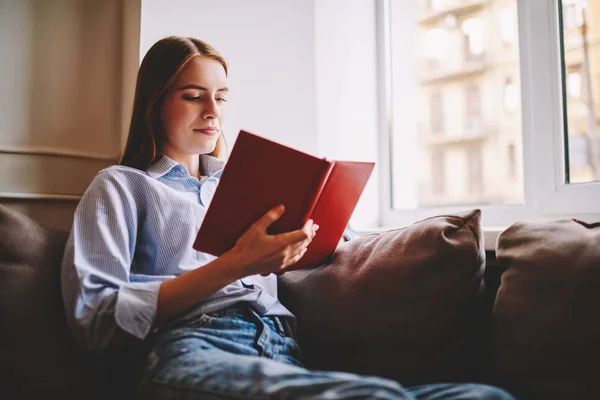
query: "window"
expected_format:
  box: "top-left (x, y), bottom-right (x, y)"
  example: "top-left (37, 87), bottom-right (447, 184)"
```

top-left (568, 134), bottom-right (590, 166)
top-left (430, 91), bottom-right (444, 134)
top-left (467, 146), bottom-right (483, 194)
top-left (463, 17), bottom-right (484, 63)
top-left (563, 1), bottom-right (585, 30)
top-left (566, 65), bottom-right (582, 98)
top-left (500, 7), bottom-right (516, 44)
top-left (424, 28), bottom-right (447, 70)
top-left (508, 143), bottom-right (516, 179)
top-left (504, 77), bottom-right (518, 112)
top-left (432, 151), bottom-right (446, 195)
top-left (428, 0), bottom-right (445, 13)
top-left (380, 0), bottom-right (600, 232)
top-left (465, 84), bottom-right (481, 134)
top-left (561, 0), bottom-right (600, 184)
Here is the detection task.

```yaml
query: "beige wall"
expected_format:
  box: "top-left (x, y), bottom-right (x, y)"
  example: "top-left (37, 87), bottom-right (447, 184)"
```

top-left (0, 0), bottom-right (140, 231)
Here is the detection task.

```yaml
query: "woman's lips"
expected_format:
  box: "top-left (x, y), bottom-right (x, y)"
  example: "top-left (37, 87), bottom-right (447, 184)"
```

top-left (193, 128), bottom-right (218, 136)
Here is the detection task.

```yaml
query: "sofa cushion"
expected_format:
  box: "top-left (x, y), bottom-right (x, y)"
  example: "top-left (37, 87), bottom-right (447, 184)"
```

top-left (279, 209), bottom-right (490, 385)
top-left (0, 205), bottom-right (110, 399)
top-left (493, 218), bottom-right (600, 399)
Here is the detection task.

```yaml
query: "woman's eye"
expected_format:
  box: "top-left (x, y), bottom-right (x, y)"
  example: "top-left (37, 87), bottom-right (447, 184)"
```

top-left (183, 96), bottom-right (201, 101)
top-left (216, 97), bottom-right (228, 103)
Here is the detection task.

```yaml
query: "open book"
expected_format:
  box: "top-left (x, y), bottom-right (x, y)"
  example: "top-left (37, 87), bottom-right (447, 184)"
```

top-left (193, 130), bottom-right (375, 270)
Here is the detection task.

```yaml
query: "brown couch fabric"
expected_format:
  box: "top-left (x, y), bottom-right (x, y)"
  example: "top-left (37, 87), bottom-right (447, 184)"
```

top-left (279, 209), bottom-right (491, 385)
top-left (0, 205), bottom-right (112, 399)
top-left (11, 201), bottom-right (596, 399)
top-left (494, 218), bottom-right (600, 400)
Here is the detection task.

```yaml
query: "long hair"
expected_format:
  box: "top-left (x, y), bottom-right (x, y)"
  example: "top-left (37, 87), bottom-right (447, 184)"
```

top-left (120, 36), bottom-right (228, 169)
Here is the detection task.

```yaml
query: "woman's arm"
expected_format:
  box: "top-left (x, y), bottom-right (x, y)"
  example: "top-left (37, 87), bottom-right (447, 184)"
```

top-left (155, 251), bottom-right (243, 326)
top-left (155, 204), bottom-right (317, 326)
top-left (62, 170), bottom-right (154, 352)
top-left (64, 171), bottom-right (315, 349)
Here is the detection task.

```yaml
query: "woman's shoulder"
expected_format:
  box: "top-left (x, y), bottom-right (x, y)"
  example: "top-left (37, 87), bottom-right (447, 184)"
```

top-left (76, 165), bottom-right (156, 215)
top-left (94, 164), bottom-right (150, 182)
top-left (85, 165), bottom-right (152, 196)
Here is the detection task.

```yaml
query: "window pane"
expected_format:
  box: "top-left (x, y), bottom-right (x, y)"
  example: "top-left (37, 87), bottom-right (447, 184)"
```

top-left (430, 91), bottom-right (444, 133)
top-left (390, 0), bottom-right (524, 209)
top-left (432, 151), bottom-right (446, 193)
top-left (467, 145), bottom-right (483, 193)
top-left (560, 0), bottom-right (600, 184)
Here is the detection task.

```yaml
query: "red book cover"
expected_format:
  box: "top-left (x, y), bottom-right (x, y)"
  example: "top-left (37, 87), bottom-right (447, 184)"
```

top-left (193, 130), bottom-right (375, 270)
top-left (293, 160), bottom-right (375, 270)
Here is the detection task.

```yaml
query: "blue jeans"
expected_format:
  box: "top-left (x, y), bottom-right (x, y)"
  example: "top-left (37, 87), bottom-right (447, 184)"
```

top-left (134, 304), bottom-right (514, 399)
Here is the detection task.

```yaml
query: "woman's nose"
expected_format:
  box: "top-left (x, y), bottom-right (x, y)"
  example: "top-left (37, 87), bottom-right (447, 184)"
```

top-left (203, 100), bottom-right (219, 119)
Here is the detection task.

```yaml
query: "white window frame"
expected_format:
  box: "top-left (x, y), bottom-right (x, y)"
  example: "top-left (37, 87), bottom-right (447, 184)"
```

top-left (376, 0), bottom-right (600, 247)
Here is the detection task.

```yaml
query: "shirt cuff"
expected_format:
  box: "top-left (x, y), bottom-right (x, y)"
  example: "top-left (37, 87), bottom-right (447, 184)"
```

top-left (115, 281), bottom-right (162, 340)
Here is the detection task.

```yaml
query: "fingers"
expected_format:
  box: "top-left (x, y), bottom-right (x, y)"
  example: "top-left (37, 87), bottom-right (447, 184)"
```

top-left (285, 228), bottom-right (314, 265)
top-left (274, 247), bottom-right (308, 276)
top-left (260, 245), bottom-right (307, 277)
top-left (277, 220), bottom-right (319, 246)
top-left (282, 247), bottom-right (308, 271)
top-left (302, 219), bottom-right (319, 239)
top-left (259, 231), bottom-right (314, 277)
top-left (253, 204), bottom-right (285, 232)
top-left (277, 227), bottom-right (309, 245)
top-left (252, 217), bottom-right (320, 276)
top-left (288, 231), bottom-right (314, 255)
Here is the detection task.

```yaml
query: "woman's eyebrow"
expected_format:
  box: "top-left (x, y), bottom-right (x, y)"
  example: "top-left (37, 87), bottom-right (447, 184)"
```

top-left (177, 84), bottom-right (229, 92)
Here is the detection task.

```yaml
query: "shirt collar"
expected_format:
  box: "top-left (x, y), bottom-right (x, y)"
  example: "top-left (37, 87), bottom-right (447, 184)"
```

top-left (199, 154), bottom-right (225, 178)
top-left (146, 155), bottom-right (225, 179)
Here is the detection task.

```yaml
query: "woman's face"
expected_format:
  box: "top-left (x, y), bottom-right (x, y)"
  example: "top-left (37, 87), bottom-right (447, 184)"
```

top-left (160, 56), bottom-right (228, 159)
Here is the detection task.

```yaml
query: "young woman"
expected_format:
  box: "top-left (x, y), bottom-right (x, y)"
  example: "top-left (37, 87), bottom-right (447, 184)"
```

top-left (61, 36), bottom-right (514, 400)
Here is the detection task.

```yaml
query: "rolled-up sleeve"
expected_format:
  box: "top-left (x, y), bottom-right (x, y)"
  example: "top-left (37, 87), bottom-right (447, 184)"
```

top-left (61, 171), bottom-right (160, 352)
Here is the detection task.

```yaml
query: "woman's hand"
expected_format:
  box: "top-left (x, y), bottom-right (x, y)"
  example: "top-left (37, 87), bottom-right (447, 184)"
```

top-left (156, 205), bottom-right (316, 325)
top-left (225, 204), bottom-right (318, 277)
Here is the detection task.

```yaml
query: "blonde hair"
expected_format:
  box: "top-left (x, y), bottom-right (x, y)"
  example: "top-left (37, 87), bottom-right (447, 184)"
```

top-left (120, 36), bottom-right (228, 169)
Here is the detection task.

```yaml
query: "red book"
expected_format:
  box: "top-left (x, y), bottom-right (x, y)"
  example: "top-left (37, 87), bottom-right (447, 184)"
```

top-left (193, 130), bottom-right (375, 270)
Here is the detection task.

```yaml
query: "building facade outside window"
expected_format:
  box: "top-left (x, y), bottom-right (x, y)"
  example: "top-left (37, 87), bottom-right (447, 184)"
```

top-left (382, 0), bottom-right (600, 231)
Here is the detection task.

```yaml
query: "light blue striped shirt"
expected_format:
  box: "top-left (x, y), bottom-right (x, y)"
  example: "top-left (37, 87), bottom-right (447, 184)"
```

top-left (61, 154), bottom-right (293, 352)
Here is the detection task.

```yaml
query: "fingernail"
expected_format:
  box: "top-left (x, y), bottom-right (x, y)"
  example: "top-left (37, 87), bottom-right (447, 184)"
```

top-left (314, 224), bottom-right (319, 231)
top-left (275, 205), bottom-right (285, 215)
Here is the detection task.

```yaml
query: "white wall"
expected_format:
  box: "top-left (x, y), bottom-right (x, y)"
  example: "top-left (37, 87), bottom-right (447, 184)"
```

top-left (314, 0), bottom-right (379, 228)
top-left (140, 0), bottom-right (319, 154)
top-left (140, 0), bottom-right (380, 229)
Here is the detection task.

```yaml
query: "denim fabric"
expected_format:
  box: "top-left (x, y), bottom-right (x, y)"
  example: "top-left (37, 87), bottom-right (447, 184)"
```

top-left (134, 304), bottom-right (514, 400)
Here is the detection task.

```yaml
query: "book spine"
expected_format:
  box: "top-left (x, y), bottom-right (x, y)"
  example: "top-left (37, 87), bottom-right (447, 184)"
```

top-left (298, 161), bottom-right (335, 225)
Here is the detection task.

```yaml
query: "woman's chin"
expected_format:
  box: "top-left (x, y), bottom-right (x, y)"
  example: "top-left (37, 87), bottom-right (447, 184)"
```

top-left (193, 142), bottom-right (217, 155)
